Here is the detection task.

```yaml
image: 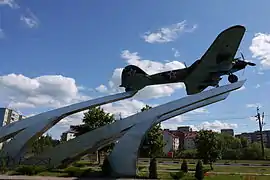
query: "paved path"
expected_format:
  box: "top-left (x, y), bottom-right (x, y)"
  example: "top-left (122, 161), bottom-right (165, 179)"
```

top-left (0, 176), bottom-right (77, 180)
top-left (0, 176), bottom-right (139, 180)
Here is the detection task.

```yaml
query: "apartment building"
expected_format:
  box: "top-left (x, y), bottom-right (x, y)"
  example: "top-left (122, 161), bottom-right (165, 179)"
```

top-left (164, 126), bottom-right (198, 150)
top-left (221, 129), bottom-right (234, 136)
top-left (0, 108), bottom-right (25, 149)
top-left (183, 131), bottom-right (197, 150)
top-left (163, 130), bottom-right (179, 155)
top-left (235, 130), bottom-right (270, 148)
top-left (61, 130), bottom-right (76, 141)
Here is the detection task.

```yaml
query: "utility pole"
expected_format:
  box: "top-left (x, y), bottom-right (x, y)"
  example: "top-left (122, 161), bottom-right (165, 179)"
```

top-left (256, 107), bottom-right (265, 159)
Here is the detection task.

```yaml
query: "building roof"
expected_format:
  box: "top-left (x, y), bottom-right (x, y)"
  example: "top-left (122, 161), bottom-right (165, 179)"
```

top-left (185, 132), bottom-right (197, 138)
top-left (163, 130), bottom-right (178, 138)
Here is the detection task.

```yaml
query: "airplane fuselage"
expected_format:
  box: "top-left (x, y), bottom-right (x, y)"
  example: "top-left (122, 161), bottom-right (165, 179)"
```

top-left (147, 57), bottom-right (247, 87)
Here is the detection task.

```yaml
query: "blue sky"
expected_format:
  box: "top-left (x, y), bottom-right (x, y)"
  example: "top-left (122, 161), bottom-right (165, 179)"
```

top-left (1, 0), bottom-right (270, 138)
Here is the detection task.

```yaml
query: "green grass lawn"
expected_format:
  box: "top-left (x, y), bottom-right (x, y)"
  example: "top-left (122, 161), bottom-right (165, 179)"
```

top-left (6, 159), bottom-right (270, 179)
top-left (139, 164), bottom-right (270, 173)
top-left (139, 172), bottom-right (270, 180)
top-left (205, 174), bottom-right (270, 180)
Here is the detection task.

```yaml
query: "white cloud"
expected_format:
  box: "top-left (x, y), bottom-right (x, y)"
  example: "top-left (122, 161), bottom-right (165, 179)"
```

top-left (95, 84), bottom-right (108, 93)
top-left (161, 115), bottom-right (185, 130)
top-left (142, 20), bottom-right (197, 44)
top-left (98, 50), bottom-right (186, 99)
top-left (0, 0), bottom-right (19, 9)
top-left (0, 74), bottom-right (89, 109)
top-left (20, 9), bottom-right (39, 28)
top-left (199, 120), bottom-right (238, 131)
top-left (249, 33), bottom-right (270, 69)
top-left (189, 107), bottom-right (209, 114)
top-left (172, 48), bottom-right (180, 57)
top-left (255, 84), bottom-right (260, 88)
top-left (59, 112), bottom-right (86, 127)
top-left (101, 99), bottom-right (146, 119)
top-left (249, 116), bottom-right (257, 121)
top-left (246, 103), bottom-right (262, 108)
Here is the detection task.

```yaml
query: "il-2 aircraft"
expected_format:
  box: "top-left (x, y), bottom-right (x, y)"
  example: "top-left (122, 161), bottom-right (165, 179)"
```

top-left (120, 25), bottom-right (256, 95)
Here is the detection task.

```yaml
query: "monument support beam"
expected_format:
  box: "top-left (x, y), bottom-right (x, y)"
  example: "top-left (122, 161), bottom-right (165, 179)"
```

top-left (107, 93), bottom-right (228, 177)
top-left (107, 80), bottom-right (246, 177)
top-left (21, 80), bottom-right (245, 168)
top-left (0, 91), bottom-right (137, 161)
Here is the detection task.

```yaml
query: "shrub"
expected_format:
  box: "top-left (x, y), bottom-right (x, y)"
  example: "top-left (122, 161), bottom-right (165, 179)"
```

top-left (15, 165), bottom-right (47, 175)
top-left (177, 149), bottom-right (197, 159)
top-left (0, 158), bottom-right (8, 174)
top-left (170, 170), bottom-right (185, 180)
top-left (64, 166), bottom-right (84, 177)
top-left (72, 161), bottom-right (86, 168)
top-left (195, 160), bottom-right (204, 180)
top-left (181, 159), bottom-right (188, 173)
top-left (148, 157), bottom-right (157, 179)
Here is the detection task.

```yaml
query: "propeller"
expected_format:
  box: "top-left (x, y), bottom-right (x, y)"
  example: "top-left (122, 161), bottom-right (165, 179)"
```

top-left (183, 62), bottom-right (187, 68)
top-left (240, 52), bottom-right (256, 66)
top-left (237, 52), bottom-right (256, 76)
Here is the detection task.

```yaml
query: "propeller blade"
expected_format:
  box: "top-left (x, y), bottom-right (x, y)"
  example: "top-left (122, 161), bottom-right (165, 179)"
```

top-left (242, 67), bottom-right (245, 76)
top-left (241, 52), bottom-right (245, 60)
top-left (247, 62), bottom-right (256, 66)
top-left (184, 62), bottom-right (187, 68)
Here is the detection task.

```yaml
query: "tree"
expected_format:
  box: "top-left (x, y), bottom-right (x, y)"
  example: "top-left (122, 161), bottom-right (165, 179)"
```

top-left (239, 136), bottom-right (248, 148)
top-left (70, 106), bottom-right (115, 164)
top-left (31, 134), bottom-right (60, 155)
top-left (242, 142), bottom-right (263, 160)
top-left (139, 105), bottom-right (164, 158)
top-left (195, 160), bottom-right (204, 180)
top-left (148, 157), bottom-right (157, 179)
top-left (218, 133), bottom-right (242, 160)
top-left (181, 159), bottom-right (188, 173)
top-left (195, 130), bottom-right (222, 170)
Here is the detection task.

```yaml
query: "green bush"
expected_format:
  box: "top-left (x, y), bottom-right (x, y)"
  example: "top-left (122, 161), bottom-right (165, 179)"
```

top-left (15, 165), bottom-right (47, 175)
top-left (63, 166), bottom-right (102, 178)
top-left (64, 166), bottom-right (84, 177)
top-left (180, 159), bottom-right (188, 173)
top-left (177, 149), bottom-right (197, 159)
top-left (80, 168), bottom-right (94, 177)
top-left (170, 170), bottom-right (185, 180)
top-left (0, 158), bottom-right (8, 174)
top-left (72, 162), bottom-right (86, 168)
top-left (148, 157), bottom-right (157, 179)
top-left (195, 160), bottom-right (204, 180)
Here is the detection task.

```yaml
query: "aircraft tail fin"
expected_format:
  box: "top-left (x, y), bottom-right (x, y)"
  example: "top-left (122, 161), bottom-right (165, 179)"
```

top-left (120, 65), bottom-right (149, 91)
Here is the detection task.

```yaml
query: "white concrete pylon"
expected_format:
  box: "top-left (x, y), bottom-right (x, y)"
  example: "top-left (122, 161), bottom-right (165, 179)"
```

top-left (21, 80), bottom-right (245, 169)
top-left (107, 93), bottom-right (228, 177)
top-left (0, 91), bottom-right (137, 161)
top-left (107, 80), bottom-right (246, 177)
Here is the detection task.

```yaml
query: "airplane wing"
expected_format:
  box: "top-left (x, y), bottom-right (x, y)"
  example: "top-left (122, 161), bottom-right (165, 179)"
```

top-left (184, 25), bottom-right (246, 95)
